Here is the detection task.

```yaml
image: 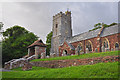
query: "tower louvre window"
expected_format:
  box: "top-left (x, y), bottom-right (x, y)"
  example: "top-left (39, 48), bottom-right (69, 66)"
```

top-left (56, 24), bottom-right (58, 35)
top-left (56, 24), bottom-right (58, 28)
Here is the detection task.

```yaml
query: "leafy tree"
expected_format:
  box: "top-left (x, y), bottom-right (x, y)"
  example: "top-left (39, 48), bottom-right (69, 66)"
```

top-left (2, 25), bottom-right (38, 65)
top-left (0, 22), bottom-right (3, 30)
top-left (46, 31), bottom-right (53, 56)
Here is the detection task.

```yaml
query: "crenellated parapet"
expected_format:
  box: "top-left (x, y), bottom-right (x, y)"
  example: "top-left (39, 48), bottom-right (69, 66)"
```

top-left (53, 11), bottom-right (71, 21)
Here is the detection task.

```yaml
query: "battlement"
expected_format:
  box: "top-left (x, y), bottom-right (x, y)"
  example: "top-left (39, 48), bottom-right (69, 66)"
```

top-left (53, 11), bottom-right (71, 20)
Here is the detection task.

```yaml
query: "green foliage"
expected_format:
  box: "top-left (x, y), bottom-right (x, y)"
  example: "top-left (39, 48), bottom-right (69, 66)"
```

top-left (0, 22), bottom-right (3, 30)
top-left (94, 23), bottom-right (101, 28)
top-left (31, 51), bottom-right (119, 62)
top-left (46, 31), bottom-right (53, 56)
top-left (2, 62), bottom-right (119, 78)
top-left (38, 54), bottom-right (41, 59)
top-left (2, 25), bottom-right (38, 65)
top-left (89, 22), bottom-right (117, 31)
top-left (89, 26), bottom-right (101, 32)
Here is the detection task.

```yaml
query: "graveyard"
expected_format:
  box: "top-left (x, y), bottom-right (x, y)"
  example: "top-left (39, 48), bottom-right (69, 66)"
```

top-left (2, 50), bottom-right (119, 78)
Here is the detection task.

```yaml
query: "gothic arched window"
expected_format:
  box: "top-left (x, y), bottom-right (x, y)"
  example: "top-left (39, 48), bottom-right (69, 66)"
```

top-left (77, 44), bottom-right (83, 55)
top-left (86, 41), bottom-right (92, 51)
top-left (103, 40), bottom-right (109, 48)
top-left (115, 43), bottom-right (119, 48)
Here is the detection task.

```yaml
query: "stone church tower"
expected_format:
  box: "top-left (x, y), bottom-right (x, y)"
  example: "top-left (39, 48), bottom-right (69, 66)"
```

top-left (51, 10), bottom-right (72, 56)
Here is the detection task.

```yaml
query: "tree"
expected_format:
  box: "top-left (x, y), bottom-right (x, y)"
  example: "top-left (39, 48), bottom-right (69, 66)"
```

top-left (2, 25), bottom-right (38, 65)
top-left (46, 31), bottom-right (53, 56)
top-left (0, 22), bottom-right (3, 30)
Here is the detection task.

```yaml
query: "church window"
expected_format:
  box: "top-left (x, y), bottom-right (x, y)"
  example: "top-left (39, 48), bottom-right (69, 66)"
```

top-left (86, 41), bottom-right (92, 51)
top-left (103, 41), bottom-right (108, 48)
top-left (115, 43), bottom-right (119, 48)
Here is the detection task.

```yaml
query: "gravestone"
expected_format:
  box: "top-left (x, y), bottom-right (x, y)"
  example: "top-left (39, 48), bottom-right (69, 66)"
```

top-left (50, 53), bottom-right (53, 58)
top-left (111, 48), bottom-right (114, 51)
top-left (46, 56), bottom-right (50, 58)
top-left (95, 48), bottom-right (98, 52)
top-left (115, 47), bottom-right (119, 51)
top-left (86, 48), bottom-right (89, 53)
top-left (80, 51), bottom-right (84, 54)
top-left (105, 48), bottom-right (109, 52)
top-left (53, 53), bottom-right (56, 57)
top-left (101, 46), bottom-right (105, 52)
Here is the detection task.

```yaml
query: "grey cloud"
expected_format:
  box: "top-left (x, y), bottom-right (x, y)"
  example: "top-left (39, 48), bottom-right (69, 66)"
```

top-left (2, 2), bottom-right (117, 43)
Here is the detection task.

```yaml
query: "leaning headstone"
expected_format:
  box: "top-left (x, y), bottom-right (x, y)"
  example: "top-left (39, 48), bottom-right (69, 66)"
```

top-left (63, 53), bottom-right (67, 56)
top-left (115, 47), bottom-right (119, 51)
top-left (46, 56), bottom-right (49, 58)
top-left (75, 48), bottom-right (78, 55)
top-left (95, 48), bottom-right (97, 52)
top-left (80, 51), bottom-right (84, 55)
top-left (86, 48), bottom-right (89, 53)
top-left (101, 46), bottom-right (105, 52)
top-left (50, 53), bottom-right (53, 58)
top-left (111, 48), bottom-right (114, 51)
top-left (105, 48), bottom-right (109, 52)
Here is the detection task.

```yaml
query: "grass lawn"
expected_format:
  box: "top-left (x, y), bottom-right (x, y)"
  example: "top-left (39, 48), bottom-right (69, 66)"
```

top-left (31, 51), bottom-right (119, 62)
top-left (2, 62), bottom-right (119, 78)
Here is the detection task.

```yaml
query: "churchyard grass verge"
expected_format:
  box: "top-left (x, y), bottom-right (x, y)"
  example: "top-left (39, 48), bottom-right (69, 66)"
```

top-left (31, 51), bottom-right (119, 62)
top-left (2, 62), bottom-right (119, 78)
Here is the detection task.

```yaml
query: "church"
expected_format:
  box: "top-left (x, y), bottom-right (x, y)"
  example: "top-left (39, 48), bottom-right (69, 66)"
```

top-left (27, 10), bottom-right (120, 58)
top-left (50, 10), bottom-right (120, 56)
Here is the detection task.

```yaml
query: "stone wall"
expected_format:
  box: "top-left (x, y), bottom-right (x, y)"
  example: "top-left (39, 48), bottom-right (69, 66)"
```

top-left (30, 56), bottom-right (119, 68)
top-left (4, 58), bottom-right (28, 70)
top-left (4, 55), bottom-right (36, 70)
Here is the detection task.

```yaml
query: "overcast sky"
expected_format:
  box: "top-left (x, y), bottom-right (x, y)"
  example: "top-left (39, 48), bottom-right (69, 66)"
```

top-left (1, 2), bottom-right (118, 43)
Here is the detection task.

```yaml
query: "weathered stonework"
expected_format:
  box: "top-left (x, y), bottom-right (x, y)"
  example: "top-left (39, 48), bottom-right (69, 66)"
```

top-left (49, 11), bottom-right (119, 56)
top-left (4, 58), bottom-right (28, 70)
top-left (27, 40), bottom-right (46, 59)
top-left (4, 55), bottom-right (36, 70)
top-left (51, 11), bottom-right (72, 55)
top-left (22, 63), bottom-right (32, 71)
top-left (31, 56), bottom-right (119, 68)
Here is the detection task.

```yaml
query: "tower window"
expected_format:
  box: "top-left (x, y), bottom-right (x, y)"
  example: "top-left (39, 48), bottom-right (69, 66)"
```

top-left (56, 24), bottom-right (58, 35)
top-left (56, 24), bottom-right (58, 28)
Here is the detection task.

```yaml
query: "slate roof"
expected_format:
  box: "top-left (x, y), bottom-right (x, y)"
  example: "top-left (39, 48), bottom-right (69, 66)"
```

top-left (66, 41), bottom-right (75, 50)
top-left (66, 28), bottom-right (101, 43)
top-left (66, 25), bottom-right (119, 43)
top-left (28, 39), bottom-right (46, 48)
top-left (100, 25), bottom-right (119, 37)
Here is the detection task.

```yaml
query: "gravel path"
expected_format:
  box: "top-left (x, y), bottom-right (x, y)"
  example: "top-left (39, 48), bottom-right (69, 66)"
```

top-left (0, 68), bottom-right (11, 72)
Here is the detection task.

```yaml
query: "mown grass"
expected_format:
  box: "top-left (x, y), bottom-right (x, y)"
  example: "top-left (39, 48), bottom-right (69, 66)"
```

top-left (31, 51), bottom-right (119, 62)
top-left (2, 62), bottom-right (119, 78)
